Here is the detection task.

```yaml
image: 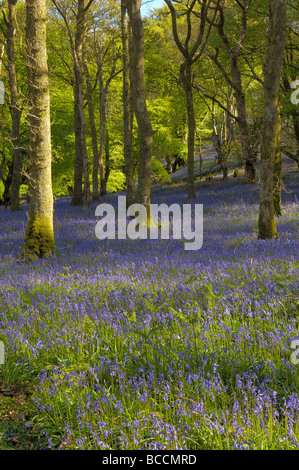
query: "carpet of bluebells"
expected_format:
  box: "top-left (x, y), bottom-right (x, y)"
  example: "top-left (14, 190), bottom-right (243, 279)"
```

top-left (0, 164), bottom-right (299, 450)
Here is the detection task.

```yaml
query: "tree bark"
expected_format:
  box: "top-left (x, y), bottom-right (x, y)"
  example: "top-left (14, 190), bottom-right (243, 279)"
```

top-left (7, 0), bottom-right (22, 211)
top-left (83, 51), bottom-right (100, 202)
top-left (231, 57), bottom-right (256, 183)
top-left (273, 109), bottom-right (282, 216)
top-left (180, 60), bottom-right (196, 198)
top-left (71, 0), bottom-right (90, 208)
top-left (97, 51), bottom-right (107, 197)
top-left (24, 0), bottom-right (54, 257)
top-left (211, 100), bottom-right (228, 180)
top-left (258, 0), bottom-right (286, 239)
top-left (126, 0), bottom-right (152, 213)
top-left (121, 1), bottom-right (135, 207)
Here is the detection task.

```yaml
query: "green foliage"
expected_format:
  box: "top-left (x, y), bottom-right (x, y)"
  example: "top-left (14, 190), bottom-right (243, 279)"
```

top-left (151, 157), bottom-right (171, 184)
top-left (107, 169), bottom-right (126, 193)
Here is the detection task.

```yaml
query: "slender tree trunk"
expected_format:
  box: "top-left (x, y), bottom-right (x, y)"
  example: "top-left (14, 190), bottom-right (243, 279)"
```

top-left (72, 69), bottom-right (83, 206)
top-left (97, 52), bottom-right (107, 197)
top-left (226, 87), bottom-right (235, 141)
top-left (105, 129), bottom-right (110, 187)
top-left (121, 1), bottom-right (135, 207)
top-left (24, 0), bottom-right (54, 257)
top-left (83, 52), bottom-right (100, 202)
top-left (0, 108), bottom-right (6, 190)
top-left (273, 109), bottom-right (282, 216)
top-left (212, 101), bottom-right (228, 180)
top-left (258, 0), bottom-right (286, 239)
top-left (2, 161), bottom-right (13, 205)
top-left (180, 61), bottom-right (195, 199)
top-left (7, 0), bottom-right (22, 211)
top-left (127, 0), bottom-right (152, 213)
top-left (71, 0), bottom-right (90, 208)
top-left (231, 58), bottom-right (256, 183)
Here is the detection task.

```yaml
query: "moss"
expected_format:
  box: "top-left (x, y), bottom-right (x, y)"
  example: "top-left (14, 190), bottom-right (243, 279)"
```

top-left (258, 216), bottom-right (278, 239)
top-left (24, 215), bottom-right (54, 258)
top-left (273, 189), bottom-right (282, 217)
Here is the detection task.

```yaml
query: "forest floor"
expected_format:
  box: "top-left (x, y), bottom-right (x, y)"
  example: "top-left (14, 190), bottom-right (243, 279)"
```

top-left (0, 161), bottom-right (299, 450)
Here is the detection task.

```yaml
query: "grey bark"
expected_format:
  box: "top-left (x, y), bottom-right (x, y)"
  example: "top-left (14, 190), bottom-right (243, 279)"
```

top-left (121, 1), bottom-right (135, 207)
top-left (97, 50), bottom-right (107, 197)
top-left (273, 109), bottom-right (282, 216)
top-left (83, 50), bottom-right (100, 201)
top-left (258, 0), bottom-right (286, 239)
top-left (126, 0), bottom-right (153, 213)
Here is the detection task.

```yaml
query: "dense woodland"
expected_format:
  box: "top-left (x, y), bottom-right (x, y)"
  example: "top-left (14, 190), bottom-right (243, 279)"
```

top-left (1, 0), bottom-right (299, 452)
top-left (0, 0), bottom-right (297, 257)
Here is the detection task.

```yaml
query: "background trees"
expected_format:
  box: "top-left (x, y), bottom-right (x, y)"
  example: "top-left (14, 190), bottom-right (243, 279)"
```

top-left (164, 0), bottom-right (220, 199)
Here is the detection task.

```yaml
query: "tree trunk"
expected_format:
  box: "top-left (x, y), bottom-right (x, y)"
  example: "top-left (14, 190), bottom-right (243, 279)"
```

top-left (231, 58), bottom-right (256, 183)
top-left (121, 1), bottom-right (135, 207)
top-left (71, 0), bottom-right (90, 208)
top-left (2, 161), bottom-right (13, 205)
top-left (258, 0), bottom-right (286, 239)
top-left (226, 87), bottom-right (235, 141)
top-left (24, 0), bottom-right (54, 257)
top-left (212, 101), bottom-right (228, 180)
top-left (97, 52), bottom-right (107, 197)
top-left (180, 61), bottom-right (196, 199)
top-left (7, 0), bottom-right (22, 211)
top-left (105, 129), bottom-right (110, 187)
top-left (273, 109), bottom-right (282, 216)
top-left (83, 52), bottom-right (100, 202)
top-left (127, 0), bottom-right (152, 213)
top-left (72, 72), bottom-right (84, 206)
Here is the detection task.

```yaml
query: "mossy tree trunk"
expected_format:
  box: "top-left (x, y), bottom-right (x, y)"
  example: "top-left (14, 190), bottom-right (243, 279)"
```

top-left (24, 0), bottom-right (54, 257)
top-left (258, 0), bottom-right (286, 239)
